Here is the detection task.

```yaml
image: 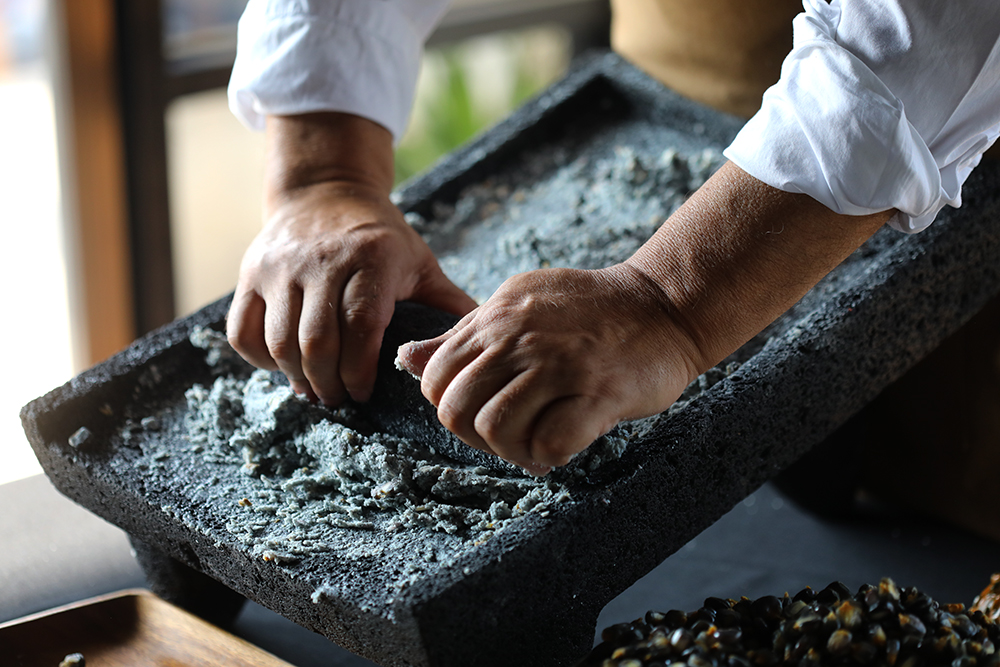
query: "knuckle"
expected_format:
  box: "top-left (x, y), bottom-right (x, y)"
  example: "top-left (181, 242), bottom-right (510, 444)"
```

top-left (514, 329), bottom-right (546, 351)
top-left (266, 337), bottom-right (298, 363)
top-left (342, 300), bottom-right (389, 335)
top-left (350, 234), bottom-right (385, 260)
top-left (253, 243), bottom-right (294, 275)
top-left (226, 327), bottom-right (253, 357)
top-left (349, 225), bottom-right (395, 255)
top-left (420, 376), bottom-right (444, 407)
top-left (236, 261), bottom-right (265, 288)
top-left (302, 242), bottom-right (347, 272)
top-left (252, 239), bottom-right (347, 283)
top-left (299, 332), bottom-right (337, 361)
top-left (474, 412), bottom-right (504, 445)
top-left (227, 330), bottom-right (272, 371)
top-left (436, 400), bottom-right (462, 433)
top-left (531, 432), bottom-right (576, 466)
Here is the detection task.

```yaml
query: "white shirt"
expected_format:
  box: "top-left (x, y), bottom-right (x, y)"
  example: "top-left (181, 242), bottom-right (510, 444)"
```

top-left (725, 0), bottom-right (1000, 232)
top-left (229, 0), bottom-right (1000, 233)
top-left (229, 0), bottom-right (450, 143)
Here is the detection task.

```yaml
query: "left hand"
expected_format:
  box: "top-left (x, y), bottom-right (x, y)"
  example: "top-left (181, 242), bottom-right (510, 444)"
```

top-left (396, 264), bottom-right (703, 471)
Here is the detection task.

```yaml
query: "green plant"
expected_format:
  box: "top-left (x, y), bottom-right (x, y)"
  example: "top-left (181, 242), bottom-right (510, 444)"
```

top-left (394, 29), bottom-right (570, 184)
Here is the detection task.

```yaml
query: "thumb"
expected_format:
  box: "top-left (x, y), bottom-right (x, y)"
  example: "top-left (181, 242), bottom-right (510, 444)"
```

top-left (396, 303), bottom-right (478, 379)
top-left (396, 332), bottom-right (452, 379)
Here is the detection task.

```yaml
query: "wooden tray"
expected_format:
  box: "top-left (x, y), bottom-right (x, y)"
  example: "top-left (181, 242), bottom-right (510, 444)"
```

top-left (0, 589), bottom-right (294, 667)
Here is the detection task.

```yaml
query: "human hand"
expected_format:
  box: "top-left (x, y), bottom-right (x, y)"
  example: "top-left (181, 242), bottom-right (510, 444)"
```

top-left (226, 113), bottom-right (476, 405)
top-left (396, 264), bottom-right (703, 470)
top-left (396, 162), bottom-right (893, 472)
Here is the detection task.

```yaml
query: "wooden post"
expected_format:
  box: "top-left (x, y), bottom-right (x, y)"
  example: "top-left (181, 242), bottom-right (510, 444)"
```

top-left (50, 0), bottom-right (135, 368)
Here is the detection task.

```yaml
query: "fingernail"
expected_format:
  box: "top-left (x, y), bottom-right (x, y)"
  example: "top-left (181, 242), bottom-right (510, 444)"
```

top-left (349, 389), bottom-right (371, 404)
top-left (518, 462), bottom-right (552, 477)
top-left (394, 348), bottom-right (421, 381)
top-left (291, 382), bottom-right (319, 404)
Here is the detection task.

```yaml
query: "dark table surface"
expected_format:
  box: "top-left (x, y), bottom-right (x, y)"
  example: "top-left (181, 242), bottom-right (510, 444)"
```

top-left (3, 473), bottom-right (998, 667)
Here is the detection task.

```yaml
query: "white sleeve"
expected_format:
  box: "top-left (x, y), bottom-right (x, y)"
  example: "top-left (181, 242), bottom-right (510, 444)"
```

top-left (724, 0), bottom-right (1000, 233)
top-left (228, 0), bottom-right (452, 142)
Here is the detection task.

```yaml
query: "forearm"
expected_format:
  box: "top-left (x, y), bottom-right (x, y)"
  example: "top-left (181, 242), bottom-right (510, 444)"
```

top-left (626, 161), bottom-right (894, 375)
top-left (264, 112), bottom-right (396, 211)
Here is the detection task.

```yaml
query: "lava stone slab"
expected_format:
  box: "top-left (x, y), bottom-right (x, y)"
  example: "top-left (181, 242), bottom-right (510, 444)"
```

top-left (20, 52), bottom-right (1000, 667)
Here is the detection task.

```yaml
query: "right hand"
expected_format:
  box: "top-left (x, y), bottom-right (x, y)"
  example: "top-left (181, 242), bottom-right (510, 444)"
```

top-left (226, 113), bottom-right (476, 406)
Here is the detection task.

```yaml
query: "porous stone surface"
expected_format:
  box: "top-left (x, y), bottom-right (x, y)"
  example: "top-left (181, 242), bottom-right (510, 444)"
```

top-left (161, 320), bottom-right (625, 548)
top-left (20, 52), bottom-right (1000, 667)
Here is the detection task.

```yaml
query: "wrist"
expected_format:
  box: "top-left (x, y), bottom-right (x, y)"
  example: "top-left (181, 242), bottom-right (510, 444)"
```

top-left (264, 112), bottom-right (395, 210)
top-left (598, 262), bottom-right (706, 391)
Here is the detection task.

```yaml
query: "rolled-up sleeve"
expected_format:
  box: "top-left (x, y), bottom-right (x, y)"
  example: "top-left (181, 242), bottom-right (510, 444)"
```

top-left (228, 0), bottom-right (451, 142)
top-left (724, 0), bottom-right (1000, 233)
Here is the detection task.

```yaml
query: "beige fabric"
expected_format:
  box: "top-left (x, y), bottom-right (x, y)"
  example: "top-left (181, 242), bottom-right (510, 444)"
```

top-left (611, 0), bottom-right (801, 118)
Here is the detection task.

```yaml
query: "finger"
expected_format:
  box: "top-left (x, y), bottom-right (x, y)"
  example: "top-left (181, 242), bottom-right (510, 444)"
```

top-left (529, 395), bottom-right (619, 468)
top-left (298, 282), bottom-right (347, 406)
top-left (396, 330), bottom-right (455, 379)
top-left (435, 351), bottom-right (520, 457)
top-left (515, 461), bottom-right (553, 477)
top-left (263, 286), bottom-right (310, 397)
top-left (472, 368), bottom-right (560, 463)
top-left (226, 288), bottom-right (278, 371)
top-left (411, 268), bottom-right (478, 317)
top-left (418, 316), bottom-right (483, 407)
top-left (396, 302), bottom-right (479, 378)
top-left (400, 300), bottom-right (479, 365)
top-left (338, 269), bottom-right (396, 402)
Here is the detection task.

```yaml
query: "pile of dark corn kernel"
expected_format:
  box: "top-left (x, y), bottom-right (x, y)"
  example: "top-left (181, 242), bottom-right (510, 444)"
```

top-left (586, 579), bottom-right (1000, 667)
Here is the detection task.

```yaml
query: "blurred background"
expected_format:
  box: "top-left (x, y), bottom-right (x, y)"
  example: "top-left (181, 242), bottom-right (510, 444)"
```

top-left (0, 0), bottom-right (610, 485)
